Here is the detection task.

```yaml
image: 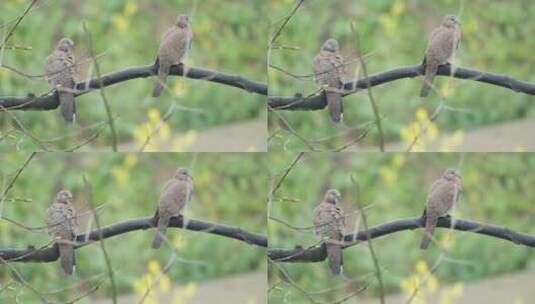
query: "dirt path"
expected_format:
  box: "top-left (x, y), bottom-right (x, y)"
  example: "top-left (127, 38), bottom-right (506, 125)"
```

top-left (362, 119), bottom-right (535, 152)
top-left (116, 119), bottom-right (267, 152)
top-left (92, 272), bottom-right (266, 304)
top-left (361, 270), bottom-right (535, 304)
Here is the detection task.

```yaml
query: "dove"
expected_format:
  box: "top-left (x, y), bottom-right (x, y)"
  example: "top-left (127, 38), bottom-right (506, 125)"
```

top-left (313, 38), bottom-right (345, 123)
top-left (45, 38), bottom-right (77, 122)
top-left (45, 190), bottom-right (77, 275)
top-left (152, 14), bottom-right (193, 97)
top-left (420, 15), bottom-right (461, 97)
top-left (152, 167), bottom-right (193, 249)
top-left (420, 169), bottom-right (462, 249)
top-left (313, 189), bottom-right (345, 275)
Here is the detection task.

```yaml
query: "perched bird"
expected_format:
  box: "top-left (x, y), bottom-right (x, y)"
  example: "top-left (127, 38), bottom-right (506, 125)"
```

top-left (45, 38), bottom-right (77, 122)
top-left (313, 189), bottom-right (345, 275)
top-left (420, 169), bottom-right (462, 249)
top-left (45, 190), bottom-right (77, 275)
top-left (152, 167), bottom-right (193, 249)
top-left (313, 38), bottom-right (345, 123)
top-left (152, 14), bottom-right (194, 98)
top-left (420, 15), bottom-right (461, 97)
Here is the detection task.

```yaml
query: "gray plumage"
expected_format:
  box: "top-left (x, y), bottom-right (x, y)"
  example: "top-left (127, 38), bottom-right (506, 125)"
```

top-left (45, 190), bottom-right (77, 275)
top-left (152, 14), bottom-right (193, 97)
top-left (420, 15), bottom-right (461, 97)
top-left (420, 169), bottom-right (462, 249)
top-left (45, 38), bottom-right (77, 122)
top-left (152, 167), bottom-right (193, 249)
top-left (313, 38), bottom-right (345, 123)
top-left (313, 189), bottom-right (345, 275)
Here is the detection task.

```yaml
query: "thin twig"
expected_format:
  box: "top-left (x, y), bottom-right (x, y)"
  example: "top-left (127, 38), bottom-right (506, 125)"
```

top-left (83, 23), bottom-right (118, 152)
top-left (0, 0), bottom-right (38, 49)
top-left (83, 176), bottom-right (117, 304)
top-left (271, 152), bottom-right (304, 195)
top-left (0, 152), bottom-right (35, 203)
top-left (351, 176), bottom-right (384, 304)
top-left (351, 22), bottom-right (385, 151)
top-left (138, 102), bottom-right (177, 152)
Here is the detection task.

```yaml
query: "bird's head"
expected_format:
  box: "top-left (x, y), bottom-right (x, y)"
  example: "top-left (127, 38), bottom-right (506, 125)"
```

top-left (442, 15), bottom-right (460, 28)
top-left (442, 168), bottom-right (461, 182)
top-left (56, 190), bottom-right (73, 204)
top-left (57, 38), bottom-right (74, 52)
top-left (321, 38), bottom-right (339, 53)
top-left (174, 167), bottom-right (191, 181)
top-left (324, 189), bottom-right (341, 204)
top-left (176, 14), bottom-right (190, 29)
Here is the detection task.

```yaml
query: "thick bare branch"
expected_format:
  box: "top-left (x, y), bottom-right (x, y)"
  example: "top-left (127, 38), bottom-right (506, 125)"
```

top-left (1, 216), bottom-right (267, 263)
top-left (268, 64), bottom-right (535, 110)
top-left (269, 216), bottom-right (535, 262)
top-left (0, 64), bottom-right (267, 110)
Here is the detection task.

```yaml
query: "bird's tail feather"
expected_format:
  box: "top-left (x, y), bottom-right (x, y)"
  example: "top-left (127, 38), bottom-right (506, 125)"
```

top-left (326, 242), bottom-right (343, 275)
top-left (152, 217), bottom-right (169, 249)
top-left (152, 66), bottom-right (170, 98)
top-left (420, 216), bottom-right (437, 249)
top-left (325, 91), bottom-right (342, 123)
top-left (58, 91), bottom-right (75, 123)
top-left (420, 64), bottom-right (438, 97)
top-left (58, 243), bottom-right (75, 275)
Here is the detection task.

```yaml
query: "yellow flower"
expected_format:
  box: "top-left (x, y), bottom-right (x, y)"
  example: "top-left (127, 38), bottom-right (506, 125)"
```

top-left (380, 166), bottom-right (397, 184)
top-left (379, 14), bottom-right (396, 35)
top-left (112, 165), bottom-right (129, 188)
top-left (391, 0), bottom-right (405, 17)
top-left (415, 260), bottom-right (428, 275)
top-left (111, 14), bottom-right (129, 32)
top-left (124, 2), bottom-right (138, 16)
top-left (148, 260), bottom-right (161, 274)
top-left (148, 108), bottom-right (161, 123)
top-left (401, 108), bottom-right (441, 151)
top-left (400, 275), bottom-right (419, 293)
top-left (415, 108), bottom-right (429, 122)
top-left (125, 154), bottom-right (138, 167)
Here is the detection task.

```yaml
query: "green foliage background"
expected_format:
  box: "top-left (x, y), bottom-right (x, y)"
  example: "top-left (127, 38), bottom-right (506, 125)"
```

top-left (0, 0), bottom-right (267, 151)
top-left (0, 152), bottom-right (267, 302)
top-left (268, 153), bottom-right (535, 302)
top-left (268, 0), bottom-right (535, 151)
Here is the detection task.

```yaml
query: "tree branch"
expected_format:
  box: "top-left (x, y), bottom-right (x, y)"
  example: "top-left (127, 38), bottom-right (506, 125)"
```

top-left (268, 64), bottom-right (535, 110)
top-left (268, 216), bottom-right (535, 262)
top-left (0, 64), bottom-right (268, 110)
top-left (1, 216), bottom-right (267, 263)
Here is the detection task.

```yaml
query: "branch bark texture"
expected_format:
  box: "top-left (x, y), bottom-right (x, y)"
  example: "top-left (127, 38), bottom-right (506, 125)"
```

top-left (269, 216), bottom-right (535, 263)
top-left (268, 64), bottom-right (535, 110)
top-left (1, 216), bottom-right (267, 263)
